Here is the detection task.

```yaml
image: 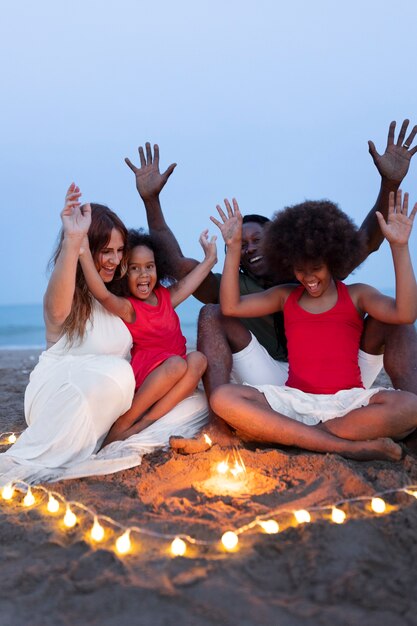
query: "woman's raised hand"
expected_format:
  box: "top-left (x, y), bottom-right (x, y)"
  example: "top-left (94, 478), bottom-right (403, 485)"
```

top-left (61, 183), bottom-right (91, 237)
top-left (210, 198), bottom-right (242, 246)
top-left (376, 190), bottom-right (417, 246)
top-left (199, 229), bottom-right (218, 265)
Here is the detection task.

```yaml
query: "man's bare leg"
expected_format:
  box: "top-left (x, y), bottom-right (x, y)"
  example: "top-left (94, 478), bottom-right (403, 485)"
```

top-left (210, 384), bottom-right (402, 461)
top-left (170, 304), bottom-right (251, 453)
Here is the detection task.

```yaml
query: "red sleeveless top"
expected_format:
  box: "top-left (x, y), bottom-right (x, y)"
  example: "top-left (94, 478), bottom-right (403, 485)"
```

top-left (123, 286), bottom-right (187, 390)
top-left (284, 281), bottom-right (364, 394)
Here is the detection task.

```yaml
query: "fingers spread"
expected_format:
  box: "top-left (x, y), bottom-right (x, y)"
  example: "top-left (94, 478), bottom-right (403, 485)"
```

top-left (396, 119), bottom-right (409, 146)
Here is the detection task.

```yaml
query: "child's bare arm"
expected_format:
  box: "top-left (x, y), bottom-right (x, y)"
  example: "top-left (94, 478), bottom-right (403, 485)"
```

top-left (356, 190), bottom-right (417, 324)
top-left (79, 237), bottom-right (134, 322)
top-left (169, 230), bottom-right (218, 307)
top-left (211, 198), bottom-right (290, 317)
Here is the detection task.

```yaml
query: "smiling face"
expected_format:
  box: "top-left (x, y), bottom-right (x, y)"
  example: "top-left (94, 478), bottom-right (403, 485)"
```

top-left (293, 261), bottom-right (333, 298)
top-left (127, 245), bottom-right (158, 301)
top-left (239, 222), bottom-right (268, 279)
top-left (96, 228), bottom-right (125, 283)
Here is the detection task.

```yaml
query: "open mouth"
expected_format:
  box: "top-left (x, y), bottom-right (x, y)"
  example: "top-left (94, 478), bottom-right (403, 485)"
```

top-left (249, 256), bottom-right (263, 264)
top-left (136, 282), bottom-right (150, 295)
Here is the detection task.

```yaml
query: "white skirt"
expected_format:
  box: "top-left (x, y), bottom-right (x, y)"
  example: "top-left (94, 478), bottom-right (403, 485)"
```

top-left (248, 384), bottom-right (386, 426)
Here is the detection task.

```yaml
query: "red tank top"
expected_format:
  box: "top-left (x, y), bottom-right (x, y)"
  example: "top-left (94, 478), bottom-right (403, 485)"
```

top-left (123, 286), bottom-right (187, 390)
top-left (284, 281), bottom-right (364, 394)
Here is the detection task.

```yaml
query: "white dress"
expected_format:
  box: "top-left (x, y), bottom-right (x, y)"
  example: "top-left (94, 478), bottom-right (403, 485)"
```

top-left (0, 301), bottom-right (208, 485)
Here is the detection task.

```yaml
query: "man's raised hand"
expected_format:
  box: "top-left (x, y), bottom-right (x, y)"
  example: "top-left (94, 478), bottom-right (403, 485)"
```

top-left (125, 143), bottom-right (176, 201)
top-left (369, 119), bottom-right (417, 184)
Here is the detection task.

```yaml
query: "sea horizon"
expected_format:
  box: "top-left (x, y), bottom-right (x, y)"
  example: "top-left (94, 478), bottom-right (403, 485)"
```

top-left (0, 286), bottom-right (404, 350)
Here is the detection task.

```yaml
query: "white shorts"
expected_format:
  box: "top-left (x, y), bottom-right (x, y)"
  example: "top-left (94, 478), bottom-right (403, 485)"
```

top-left (231, 333), bottom-right (383, 389)
top-left (245, 384), bottom-right (384, 426)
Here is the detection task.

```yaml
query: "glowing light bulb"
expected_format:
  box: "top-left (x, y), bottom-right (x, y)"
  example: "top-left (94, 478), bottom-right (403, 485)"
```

top-left (331, 507), bottom-right (346, 524)
top-left (23, 487), bottom-right (35, 507)
top-left (217, 461), bottom-right (229, 474)
top-left (2, 484), bottom-right (15, 500)
top-left (7, 434), bottom-right (17, 444)
top-left (171, 537), bottom-right (187, 556)
top-left (203, 433), bottom-right (212, 447)
top-left (116, 530), bottom-right (131, 555)
top-left (258, 519), bottom-right (279, 534)
top-left (294, 509), bottom-right (311, 524)
top-left (371, 497), bottom-right (386, 514)
top-left (90, 517), bottom-right (105, 542)
top-left (47, 494), bottom-right (60, 513)
top-left (64, 506), bottom-right (77, 528)
top-left (221, 531), bottom-right (239, 551)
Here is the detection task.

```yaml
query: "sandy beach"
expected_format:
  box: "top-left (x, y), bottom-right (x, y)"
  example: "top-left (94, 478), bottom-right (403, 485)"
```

top-left (1, 349), bottom-right (417, 626)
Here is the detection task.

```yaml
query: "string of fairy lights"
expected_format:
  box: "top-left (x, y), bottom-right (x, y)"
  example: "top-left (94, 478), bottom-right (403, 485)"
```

top-left (1, 430), bottom-right (417, 557)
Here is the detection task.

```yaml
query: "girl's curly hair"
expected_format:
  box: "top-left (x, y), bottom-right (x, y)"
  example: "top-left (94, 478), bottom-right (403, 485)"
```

top-left (263, 200), bottom-right (366, 280)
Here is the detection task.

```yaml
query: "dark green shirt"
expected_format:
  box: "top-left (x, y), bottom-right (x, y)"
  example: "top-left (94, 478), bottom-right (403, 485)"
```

top-left (213, 272), bottom-right (287, 361)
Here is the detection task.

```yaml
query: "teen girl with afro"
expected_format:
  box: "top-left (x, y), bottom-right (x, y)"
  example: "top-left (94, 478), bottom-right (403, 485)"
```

top-left (209, 194), bottom-right (417, 461)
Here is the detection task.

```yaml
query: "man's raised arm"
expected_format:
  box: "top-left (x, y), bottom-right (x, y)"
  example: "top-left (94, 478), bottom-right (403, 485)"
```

top-left (125, 143), bottom-right (220, 303)
top-left (358, 119), bottom-right (417, 263)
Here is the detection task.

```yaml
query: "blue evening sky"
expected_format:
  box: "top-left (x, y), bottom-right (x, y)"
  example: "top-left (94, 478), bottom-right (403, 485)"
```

top-left (2, 0), bottom-right (417, 305)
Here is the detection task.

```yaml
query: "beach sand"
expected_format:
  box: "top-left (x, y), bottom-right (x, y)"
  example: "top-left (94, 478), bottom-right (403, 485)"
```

top-left (1, 349), bottom-right (417, 626)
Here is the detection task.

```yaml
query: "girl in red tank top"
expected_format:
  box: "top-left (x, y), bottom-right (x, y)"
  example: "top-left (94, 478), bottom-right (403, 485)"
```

top-left (80, 228), bottom-right (217, 445)
top-left (208, 193), bottom-right (417, 460)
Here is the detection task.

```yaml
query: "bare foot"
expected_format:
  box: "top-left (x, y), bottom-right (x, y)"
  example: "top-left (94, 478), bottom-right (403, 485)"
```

top-left (348, 437), bottom-right (403, 462)
top-left (170, 419), bottom-right (240, 454)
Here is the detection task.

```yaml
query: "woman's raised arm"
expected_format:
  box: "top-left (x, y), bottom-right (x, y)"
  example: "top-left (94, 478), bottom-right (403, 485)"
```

top-left (43, 184), bottom-right (91, 340)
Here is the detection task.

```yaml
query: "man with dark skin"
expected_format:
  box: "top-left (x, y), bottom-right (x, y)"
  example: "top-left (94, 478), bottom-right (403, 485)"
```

top-left (125, 120), bottom-right (417, 452)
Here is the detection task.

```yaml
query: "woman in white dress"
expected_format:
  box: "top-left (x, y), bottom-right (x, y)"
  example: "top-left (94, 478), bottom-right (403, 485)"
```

top-left (0, 184), bottom-right (208, 484)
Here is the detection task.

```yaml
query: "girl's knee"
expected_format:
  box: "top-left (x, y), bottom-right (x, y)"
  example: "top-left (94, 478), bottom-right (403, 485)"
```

top-left (210, 384), bottom-right (233, 414)
top-left (187, 350), bottom-right (207, 376)
top-left (380, 389), bottom-right (417, 416)
top-left (164, 356), bottom-right (187, 379)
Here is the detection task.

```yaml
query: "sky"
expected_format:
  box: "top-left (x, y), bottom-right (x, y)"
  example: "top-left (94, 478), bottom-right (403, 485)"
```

top-left (2, 0), bottom-right (417, 305)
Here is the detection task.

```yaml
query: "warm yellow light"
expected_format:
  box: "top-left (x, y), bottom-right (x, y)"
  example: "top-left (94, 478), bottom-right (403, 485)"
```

top-left (217, 461), bottom-right (229, 474)
top-left (90, 517), bottom-right (105, 542)
top-left (230, 461), bottom-right (245, 478)
top-left (171, 537), bottom-right (187, 556)
top-left (2, 484), bottom-right (15, 500)
top-left (258, 519), bottom-right (279, 534)
top-left (47, 494), bottom-right (60, 513)
top-left (64, 506), bottom-right (77, 528)
top-left (116, 530), bottom-right (131, 555)
top-left (371, 497), bottom-right (386, 514)
top-left (221, 531), bottom-right (239, 551)
top-left (294, 509), bottom-right (311, 524)
top-left (203, 433), bottom-right (212, 447)
top-left (408, 490), bottom-right (417, 499)
top-left (7, 434), bottom-right (17, 444)
top-left (331, 507), bottom-right (346, 524)
top-left (23, 488), bottom-right (35, 507)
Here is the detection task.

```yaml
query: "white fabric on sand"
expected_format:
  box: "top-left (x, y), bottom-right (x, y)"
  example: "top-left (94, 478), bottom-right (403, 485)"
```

top-left (0, 301), bottom-right (208, 485)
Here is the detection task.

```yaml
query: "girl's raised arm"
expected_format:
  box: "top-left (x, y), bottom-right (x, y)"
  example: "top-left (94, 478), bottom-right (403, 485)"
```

top-left (211, 198), bottom-right (288, 318)
top-left (169, 229), bottom-right (218, 308)
top-left (357, 190), bottom-right (417, 324)
top-left (79, 231), bottom-right (134, 323)
top-left (44, 184), bottom-right (90, 338)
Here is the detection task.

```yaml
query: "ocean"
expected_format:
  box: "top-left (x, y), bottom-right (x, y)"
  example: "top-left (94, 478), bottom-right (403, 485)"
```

top-left (0, 287), bottom-right (410, 349)
top-left (0, 299), bottom-right (203, 349)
